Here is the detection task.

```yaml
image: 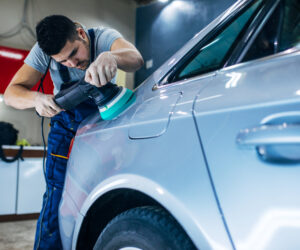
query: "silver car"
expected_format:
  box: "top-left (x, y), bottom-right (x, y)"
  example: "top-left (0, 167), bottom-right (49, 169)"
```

top-left (59, 0), bottom-right (300, 249)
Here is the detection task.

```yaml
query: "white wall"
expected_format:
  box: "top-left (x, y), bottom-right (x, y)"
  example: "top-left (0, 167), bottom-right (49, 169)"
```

top-left (0, 0), bottom-right (136, 50)
top-left (0, 0), bottom-right (137, 87)
top-left (0, 0), bottom-right (137, 145)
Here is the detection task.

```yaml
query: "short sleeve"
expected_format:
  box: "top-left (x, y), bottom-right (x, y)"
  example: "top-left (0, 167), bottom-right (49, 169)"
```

top-left (24, 43), bottom-right (51, 73)
top-left (95, 27), bottom-right (123, 53)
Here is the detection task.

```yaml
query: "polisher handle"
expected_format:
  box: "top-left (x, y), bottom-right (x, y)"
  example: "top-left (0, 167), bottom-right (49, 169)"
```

top-left (54, 80), bottom-right (90, 110)
top-left (54, 79), bottom-right (120, 110)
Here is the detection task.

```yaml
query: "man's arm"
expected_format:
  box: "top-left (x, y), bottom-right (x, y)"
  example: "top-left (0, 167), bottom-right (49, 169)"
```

top-left (4, 64), bottom-right (63, 117)
top-left (110, 38), bottom-right (144, 72)
top-left (85, 38), bottom-right (144, 87)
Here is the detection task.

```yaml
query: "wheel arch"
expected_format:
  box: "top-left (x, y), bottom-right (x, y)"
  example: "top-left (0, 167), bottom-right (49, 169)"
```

top-left (74, 174), bottom-right (199, 250)
top-left (76, 188), bottom-right (162, 250)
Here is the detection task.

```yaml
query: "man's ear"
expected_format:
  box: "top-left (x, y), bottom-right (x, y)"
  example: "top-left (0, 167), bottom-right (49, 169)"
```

top-left (77, 27), bottom-right (86, 39)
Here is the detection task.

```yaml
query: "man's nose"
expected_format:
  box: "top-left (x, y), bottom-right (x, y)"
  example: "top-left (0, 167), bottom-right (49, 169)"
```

top-left (67, 58), bottom-right (78, 67)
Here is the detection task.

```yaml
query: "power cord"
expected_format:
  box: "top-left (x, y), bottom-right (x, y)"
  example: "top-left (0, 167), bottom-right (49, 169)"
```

top-left (37, 58), bottom-right (51, 175)
top-left (35, 58), bottom-right (51, 249)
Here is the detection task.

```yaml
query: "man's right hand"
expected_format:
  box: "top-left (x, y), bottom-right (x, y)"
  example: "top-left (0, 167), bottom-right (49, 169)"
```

top-left (34, 92), bottom-right (63, 117)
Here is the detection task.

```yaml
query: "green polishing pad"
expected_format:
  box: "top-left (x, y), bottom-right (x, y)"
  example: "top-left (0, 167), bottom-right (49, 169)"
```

top-left (99, 87), bottom-right (136, 120)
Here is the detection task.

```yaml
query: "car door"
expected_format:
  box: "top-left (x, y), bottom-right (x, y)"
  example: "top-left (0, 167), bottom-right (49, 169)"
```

top-left (194, 0), bottom-right (300, 249)
top-left (151, 0), bottom-right (273, 248)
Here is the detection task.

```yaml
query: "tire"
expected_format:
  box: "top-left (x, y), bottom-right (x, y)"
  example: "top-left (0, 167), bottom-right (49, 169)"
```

top-left (93, 206), bottom-right (196, 250)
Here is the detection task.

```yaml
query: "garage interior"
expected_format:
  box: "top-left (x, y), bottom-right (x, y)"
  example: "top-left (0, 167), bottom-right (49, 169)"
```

top-left (0, 0), bottom-right (237, 249)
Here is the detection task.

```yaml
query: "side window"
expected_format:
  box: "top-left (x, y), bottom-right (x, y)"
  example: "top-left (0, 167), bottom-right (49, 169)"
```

top-left (171, 0), bottom-right (263, 82)
top-left (243, 0), bottom-right (300, 62)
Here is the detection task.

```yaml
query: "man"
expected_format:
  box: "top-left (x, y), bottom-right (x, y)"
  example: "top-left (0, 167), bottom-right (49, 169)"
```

top-left (4, 15), bottom-right (143, 249)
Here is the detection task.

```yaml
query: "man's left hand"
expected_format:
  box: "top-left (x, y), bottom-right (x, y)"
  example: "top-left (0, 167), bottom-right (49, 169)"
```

top-left (85, 51), bottom-right (117, 87)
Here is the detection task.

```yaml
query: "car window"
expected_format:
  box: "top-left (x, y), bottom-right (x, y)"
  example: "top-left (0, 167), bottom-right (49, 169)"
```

top-left (172, 0), bottom-right (263, 82)
top-left (242, 0), bottom-right (300, 62)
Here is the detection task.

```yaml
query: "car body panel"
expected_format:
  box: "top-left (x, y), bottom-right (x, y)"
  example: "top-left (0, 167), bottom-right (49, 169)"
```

top-left (128, 93), bottom-right (181, 139)
top-left (194, 49), bottom-right (300, 249)
top-left (61, 71), bottom-right (233, 249)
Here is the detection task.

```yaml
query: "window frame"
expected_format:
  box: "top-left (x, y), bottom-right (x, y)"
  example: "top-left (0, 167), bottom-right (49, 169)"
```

top-left (157, 0), bottom-right (276, 88)
top-left (230, 0), bottom-right (281, 65)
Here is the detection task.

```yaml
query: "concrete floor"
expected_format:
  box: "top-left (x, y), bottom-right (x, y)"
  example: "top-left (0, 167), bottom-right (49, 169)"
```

top-left (0, 220), bottom-right (36, 250)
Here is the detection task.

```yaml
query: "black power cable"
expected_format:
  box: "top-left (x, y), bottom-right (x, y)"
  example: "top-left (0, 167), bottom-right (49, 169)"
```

top-left (36, 58), bottom-right (51, 175)
top-left (35, 58), bottom-right (51, 250)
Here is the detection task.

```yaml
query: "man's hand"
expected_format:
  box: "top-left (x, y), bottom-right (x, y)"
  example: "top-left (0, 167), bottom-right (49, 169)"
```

top-left (85, 51), bottom-right (117, 87)
top-left (34, 92), bottom-right (63, 117)
top-left (84, 38), bottom-right (143, 87)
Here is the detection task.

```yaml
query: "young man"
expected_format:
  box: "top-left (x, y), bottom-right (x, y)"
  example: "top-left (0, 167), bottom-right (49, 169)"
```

top-left (4, 15), bottom-right (143, 249)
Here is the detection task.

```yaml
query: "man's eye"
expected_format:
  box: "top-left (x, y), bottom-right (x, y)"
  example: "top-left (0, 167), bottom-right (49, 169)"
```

top-left (70, 49), bottom-right (78, 58)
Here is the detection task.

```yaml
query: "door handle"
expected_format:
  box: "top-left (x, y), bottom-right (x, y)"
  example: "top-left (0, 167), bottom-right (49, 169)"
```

top-left (236, 123), bottom-right (300, 146)
top-left (236, 124), bottom-right (300, 163)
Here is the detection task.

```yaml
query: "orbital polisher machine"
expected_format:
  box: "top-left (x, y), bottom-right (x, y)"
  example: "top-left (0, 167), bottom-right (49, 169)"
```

top-left (54, 79), bottom-right (136, 120)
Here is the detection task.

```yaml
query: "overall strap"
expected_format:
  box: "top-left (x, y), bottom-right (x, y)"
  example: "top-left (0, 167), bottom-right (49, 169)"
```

top-left (58, 63), bottom-right (71, 83)
top-left (58, 28), bottom-right (95, 83)
top-left (88, 28), bottom-right (95, 62)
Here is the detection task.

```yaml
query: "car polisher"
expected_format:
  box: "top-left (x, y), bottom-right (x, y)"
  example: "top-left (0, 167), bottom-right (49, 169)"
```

top-left (54, 79), bottom-right (136, 120)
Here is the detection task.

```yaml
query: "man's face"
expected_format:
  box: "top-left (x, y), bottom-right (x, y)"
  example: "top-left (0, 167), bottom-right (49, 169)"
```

top-left (52, 29), bottom-right (90, 70)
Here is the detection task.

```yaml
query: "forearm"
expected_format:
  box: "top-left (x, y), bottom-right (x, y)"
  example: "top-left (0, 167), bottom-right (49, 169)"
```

top-left (4, 84), bottom-right (39, 109)
top-left (4, 63), bottom-right (45, 110)
top-left (111, 48), bottom-right (144, 72)
top-left (4, 82), bottom-right (62, 117)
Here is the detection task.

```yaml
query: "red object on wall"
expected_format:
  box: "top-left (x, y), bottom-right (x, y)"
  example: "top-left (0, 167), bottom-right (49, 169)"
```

top-left (0, 45), bottom-right (53, 94)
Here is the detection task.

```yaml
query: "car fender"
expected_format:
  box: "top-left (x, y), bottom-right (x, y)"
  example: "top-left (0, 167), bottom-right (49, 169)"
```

top-left (73, 173), bottom-right (230, 250)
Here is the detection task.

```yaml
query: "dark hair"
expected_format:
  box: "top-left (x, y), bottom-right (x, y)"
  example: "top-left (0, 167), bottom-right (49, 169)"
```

top-left (36, 15), bottom-right (78, 56)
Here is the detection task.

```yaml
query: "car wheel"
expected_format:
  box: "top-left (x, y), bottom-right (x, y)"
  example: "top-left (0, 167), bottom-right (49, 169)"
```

top-left (93, 206), bottom-right (196, 250)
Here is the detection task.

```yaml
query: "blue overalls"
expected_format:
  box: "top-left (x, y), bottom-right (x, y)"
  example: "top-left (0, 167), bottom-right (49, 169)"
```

top-left (34, 29), bottom-right (98, 250)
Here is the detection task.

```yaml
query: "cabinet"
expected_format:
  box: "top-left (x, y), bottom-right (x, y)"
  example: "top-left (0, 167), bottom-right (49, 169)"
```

top-left (0, 146), bottom-right (46, 215)
top-left (17, 158), bottom-right (46, 214)
top-left (0, 160), bottom-right (18, 215)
